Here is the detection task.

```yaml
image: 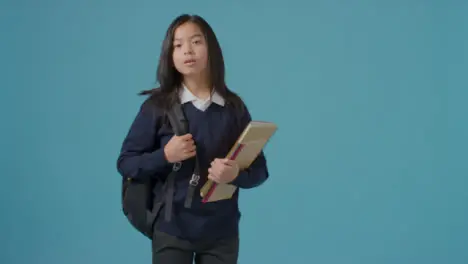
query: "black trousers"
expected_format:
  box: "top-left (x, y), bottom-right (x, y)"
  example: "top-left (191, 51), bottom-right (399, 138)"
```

top-left (152, 230), bottom-right (239, 264)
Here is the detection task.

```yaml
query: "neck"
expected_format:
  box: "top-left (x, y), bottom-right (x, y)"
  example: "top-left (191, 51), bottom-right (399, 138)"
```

top-left (183, 74), bottom-right (212, 99)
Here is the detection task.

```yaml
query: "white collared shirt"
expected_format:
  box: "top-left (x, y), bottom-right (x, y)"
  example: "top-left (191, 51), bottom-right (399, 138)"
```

top-left (179, 85), bottom-right (225, 111)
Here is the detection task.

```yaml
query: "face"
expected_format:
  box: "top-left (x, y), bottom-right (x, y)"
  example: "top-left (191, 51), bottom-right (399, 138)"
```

top-left (172, 22), bottom-right (209, 77)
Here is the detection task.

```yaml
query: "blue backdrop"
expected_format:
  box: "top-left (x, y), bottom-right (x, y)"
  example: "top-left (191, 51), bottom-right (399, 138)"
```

top-left (1, 1), bottom-right (467, 263)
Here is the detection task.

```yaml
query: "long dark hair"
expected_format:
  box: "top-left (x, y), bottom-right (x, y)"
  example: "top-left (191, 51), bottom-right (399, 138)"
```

top-left (140, 14), bottom-right (245, 114)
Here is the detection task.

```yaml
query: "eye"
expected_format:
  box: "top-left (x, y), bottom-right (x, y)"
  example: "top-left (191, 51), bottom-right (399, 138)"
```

top-left (173, 43), bottom-right (182, 48)
top-left (193, 39), bottom-right (202, 45)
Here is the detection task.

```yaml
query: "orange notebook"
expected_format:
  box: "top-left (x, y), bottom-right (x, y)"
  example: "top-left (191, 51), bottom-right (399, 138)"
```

top-left (200, 120), bottom-right (278, 203)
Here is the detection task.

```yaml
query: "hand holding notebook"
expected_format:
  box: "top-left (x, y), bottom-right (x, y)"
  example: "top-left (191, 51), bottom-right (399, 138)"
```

top-left (207, 158), bottom-right (240, 184)
top-left (200, 120), bottom-right (278, 203)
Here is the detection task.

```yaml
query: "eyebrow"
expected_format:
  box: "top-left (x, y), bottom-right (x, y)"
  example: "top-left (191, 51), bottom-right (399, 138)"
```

top-left (174, 33), bottom-right (203, 41)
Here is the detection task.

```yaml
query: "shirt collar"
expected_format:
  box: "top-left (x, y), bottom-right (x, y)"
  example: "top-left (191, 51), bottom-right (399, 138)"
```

top-left (179, 85), bottom-right (225, 106)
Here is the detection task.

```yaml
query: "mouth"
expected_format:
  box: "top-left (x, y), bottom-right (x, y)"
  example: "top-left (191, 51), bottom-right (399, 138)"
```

top-left (184, 59), bottom-right (196, 64)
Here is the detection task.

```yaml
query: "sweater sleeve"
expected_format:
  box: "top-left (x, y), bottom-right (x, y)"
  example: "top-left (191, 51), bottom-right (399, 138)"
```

top-left (229, 105), bottom-right (270, 189)
top-left (116, 100), bottom-right (170, 181)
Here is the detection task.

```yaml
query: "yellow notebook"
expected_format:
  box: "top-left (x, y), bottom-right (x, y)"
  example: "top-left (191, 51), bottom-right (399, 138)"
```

top-left (200, 120), bottom-right (278, 203)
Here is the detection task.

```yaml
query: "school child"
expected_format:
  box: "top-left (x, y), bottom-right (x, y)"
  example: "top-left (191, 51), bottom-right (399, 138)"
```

top-left (117, 14), bottom-right (269, 264)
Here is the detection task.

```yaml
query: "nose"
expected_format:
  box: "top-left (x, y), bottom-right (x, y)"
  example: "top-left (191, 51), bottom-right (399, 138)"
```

top-left (183, 44), bottom-right (194, 55)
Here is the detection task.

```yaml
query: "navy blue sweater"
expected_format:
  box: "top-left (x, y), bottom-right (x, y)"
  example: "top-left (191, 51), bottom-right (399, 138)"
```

top-left (117, 98), bottom-right (269, 241)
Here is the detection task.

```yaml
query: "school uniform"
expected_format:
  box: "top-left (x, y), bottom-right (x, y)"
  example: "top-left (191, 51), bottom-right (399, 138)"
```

top-left (117, 86), bottom-right (269, 264)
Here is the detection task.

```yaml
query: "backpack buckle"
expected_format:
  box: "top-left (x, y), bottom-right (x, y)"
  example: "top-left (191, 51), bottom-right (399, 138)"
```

top-left (173, 162), bottom-right (182, 171)
top-left (189, 174), bottom-right (200, 186)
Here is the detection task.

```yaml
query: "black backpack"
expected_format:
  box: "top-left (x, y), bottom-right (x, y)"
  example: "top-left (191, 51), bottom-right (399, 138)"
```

top-left (120, 102), bottom-right (200, 239)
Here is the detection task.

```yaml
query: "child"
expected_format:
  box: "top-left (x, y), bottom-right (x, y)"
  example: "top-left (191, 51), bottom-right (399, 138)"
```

top-left (117, 14), bottom-right (269, 264)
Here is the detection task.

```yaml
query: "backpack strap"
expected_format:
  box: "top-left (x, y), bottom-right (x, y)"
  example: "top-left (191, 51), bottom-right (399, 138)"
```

top-left (164, 102), bottom-right (201, 222)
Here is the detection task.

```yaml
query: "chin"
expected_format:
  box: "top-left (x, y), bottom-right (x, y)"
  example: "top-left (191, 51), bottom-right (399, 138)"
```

top-left (175, 63), bottom-right (208, 77)
top-left (181, 68), bottom-right (204, 76)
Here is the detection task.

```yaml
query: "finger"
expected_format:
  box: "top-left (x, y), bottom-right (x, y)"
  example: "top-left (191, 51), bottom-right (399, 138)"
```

top-left (208, 164), bottom-right (219, 177)
top-left (208, 174), bottom-right (216, 182)
top-left (215, 158), bottom-right (225, 166)
top-left (211, 159), bottom-right (225, 170)
top-left (209, 165), bottom-right (217, 175)
top-left (183, 148), bottom-right (194, 154)
top-left (188, 141), bottom-right (196, 149)
top-left (182, 141), bottom-right (196, 149)
top-left (183, 150), bottom-right (196, 158)
top-left (222, 158), bottom-right (235, 165)
top-left (208, 168), bottom-right (217, 177)
top-left (180, 134), bottom-right (193, 140)
top-left (208, 173), bottom-right (220, 183)
top-left (211, 164), bottom-right (223, 178)
top-left (186, 145), bottom-right (196, 152)
top-left (215, 159), bottom-right (229, 170)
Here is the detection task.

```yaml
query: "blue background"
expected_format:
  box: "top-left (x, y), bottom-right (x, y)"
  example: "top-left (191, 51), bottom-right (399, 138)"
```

top-left (1, 1), bottom-right (467, 263)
